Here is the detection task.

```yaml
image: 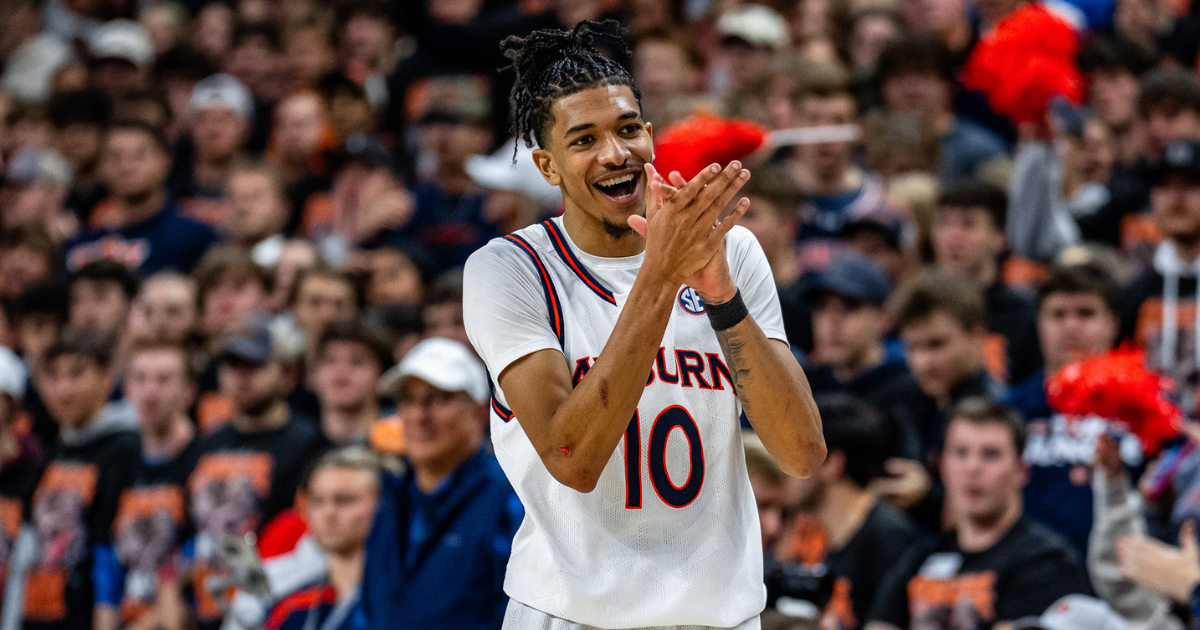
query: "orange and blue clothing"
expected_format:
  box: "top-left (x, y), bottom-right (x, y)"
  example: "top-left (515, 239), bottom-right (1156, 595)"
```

top-left (266, 583), bottom-right (365, 630)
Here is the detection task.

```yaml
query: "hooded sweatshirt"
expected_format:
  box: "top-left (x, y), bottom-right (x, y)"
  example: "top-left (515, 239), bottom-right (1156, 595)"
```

top-left (1120, 240), bottom-right (1200, 416)
top-left (1, 401), bottom-right (140, 630)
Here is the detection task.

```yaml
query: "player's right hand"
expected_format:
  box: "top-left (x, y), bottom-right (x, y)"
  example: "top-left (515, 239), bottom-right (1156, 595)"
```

top-left (628, 161), bottom-right (750, 289)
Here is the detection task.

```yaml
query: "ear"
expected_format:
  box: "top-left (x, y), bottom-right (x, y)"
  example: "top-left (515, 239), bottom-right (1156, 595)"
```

top-left (822, 449), bottom-right (846, 483)
top-left (991, 224), bottom-right (1007, 255)
top-left (532, 147), bottom-right (561, 187)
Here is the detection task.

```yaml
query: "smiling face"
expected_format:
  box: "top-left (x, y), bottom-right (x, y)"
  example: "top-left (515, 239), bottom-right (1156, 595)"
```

top-left (532, 85), bottom-right (654, 241)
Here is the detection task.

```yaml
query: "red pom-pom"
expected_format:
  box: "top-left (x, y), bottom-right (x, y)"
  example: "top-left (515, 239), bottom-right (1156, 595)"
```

top-left (962, 4), bottom-right (1084, 124)
top-left (653, 113), bottom-right (768, 181)
top-left (1046, 348), bottom-right (1181, 455)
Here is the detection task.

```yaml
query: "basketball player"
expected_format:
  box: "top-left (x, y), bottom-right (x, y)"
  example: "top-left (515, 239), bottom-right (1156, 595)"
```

top-left (463, 21), bottom-right (826, 630)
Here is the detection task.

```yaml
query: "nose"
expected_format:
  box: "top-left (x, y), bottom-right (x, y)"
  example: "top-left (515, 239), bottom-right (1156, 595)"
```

top-left (596, 132), bottom-right (631, 168)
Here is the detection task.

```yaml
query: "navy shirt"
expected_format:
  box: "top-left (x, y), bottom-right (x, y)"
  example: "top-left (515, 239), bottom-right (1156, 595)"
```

top-left (65, 203), bottom-right (220, 275)
top-left (362, 448), bottom-right (522, 630)
top-left (1008, 371), bottom-right (1143, 557)
top-left (386, 183), bottom-right (499, 273)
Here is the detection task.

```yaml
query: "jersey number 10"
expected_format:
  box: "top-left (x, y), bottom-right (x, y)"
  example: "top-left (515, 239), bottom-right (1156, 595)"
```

top-left (623, 406), bottom-right (705, 509)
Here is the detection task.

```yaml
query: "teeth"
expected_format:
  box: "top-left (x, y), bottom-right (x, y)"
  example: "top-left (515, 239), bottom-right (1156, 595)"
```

top-left (597, 174), bottom-right (635, 187)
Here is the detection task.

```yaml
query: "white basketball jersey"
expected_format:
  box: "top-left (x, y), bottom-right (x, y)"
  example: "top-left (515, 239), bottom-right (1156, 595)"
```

top-left (464, 217), bottom-right (785, 629)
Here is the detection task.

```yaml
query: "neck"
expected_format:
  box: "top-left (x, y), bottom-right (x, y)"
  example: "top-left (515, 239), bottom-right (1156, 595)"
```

top-left (325, 547), bottom-right (364, 602)
top-left (768, 248), bottom-right (799, 286)
top-left (320, 403), bottom-right (378, 444)
top-left (1174, 237), bottom-right (1200, 264)
top-left (0, 430), bottom-right (19, 465)
top-left (934, 109), bottom-right (955, 135)
top-left (562, 205), bottom-right (646, 258)
top-left (234, 399), bottom-right (289, 433)
top-left (938, 368), bottom-right (985, 408)
top-left (957, 498), bottom-right (1022, 553)
top-left (816, 482), bottom-right (877, 551)
top-left (800, 163), bottom-right (861, 197)
top-left (141, 413), bottom-right (194, 461)
top-left (436, 166), bottom-right (476, 196)
top-left (115, 188), bottom-right (167, 225)
top-left (833, 342), bottom-right (885, 382)
top-left (413, 443), bottom-right (478, 493)
top-left (195, 154), bottom-right (236, 188)
top-left (974, 258), bottom-right (998, 288)
top-left (941, 17), bottom-right (972, 52)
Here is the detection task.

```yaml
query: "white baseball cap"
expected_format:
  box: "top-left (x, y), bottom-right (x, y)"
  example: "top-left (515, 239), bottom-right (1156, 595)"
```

top-left (465, 142), bottom-right (561, 208)
top-left (378, 337), bottom-right (488, 403)
top-left (1012, 595), bottom-right (1131, 630)
top-left (716, 5), bottom-right (789, 50)
top-left (191, 74), bottom-right (254, 120)
top-left (89, 19), bottom-right (153, 67)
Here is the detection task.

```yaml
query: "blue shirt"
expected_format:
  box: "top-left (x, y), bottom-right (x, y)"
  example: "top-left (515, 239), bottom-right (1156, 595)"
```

top-left (65, 202), bottom-right (220, 274)
top-left (1009, 371), bottom-right (1143, 557)
top-left (362, 448), bottom-right (522, 630)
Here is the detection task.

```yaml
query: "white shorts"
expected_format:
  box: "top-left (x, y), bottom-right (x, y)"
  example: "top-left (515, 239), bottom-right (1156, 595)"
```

top-left (501, 599), bottom-right (762, 630)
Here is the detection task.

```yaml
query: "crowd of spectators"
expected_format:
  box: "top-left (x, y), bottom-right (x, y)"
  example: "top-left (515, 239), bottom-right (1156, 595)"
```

top-left (5, 0), bottom-right (1200, 628)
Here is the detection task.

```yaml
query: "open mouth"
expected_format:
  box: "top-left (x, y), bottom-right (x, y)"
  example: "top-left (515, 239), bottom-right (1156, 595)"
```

top-left (593, 171), bottom-right (641, 202)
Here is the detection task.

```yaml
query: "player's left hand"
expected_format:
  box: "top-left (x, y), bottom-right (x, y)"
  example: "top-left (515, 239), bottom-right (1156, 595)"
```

top-left (654, 169), bottom-right (743, 304)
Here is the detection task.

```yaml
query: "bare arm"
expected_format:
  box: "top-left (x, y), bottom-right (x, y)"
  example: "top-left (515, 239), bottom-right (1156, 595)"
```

top-left (92, 606), bottom-right (119, 630)
top-left (499, 162), bottom-right (751, 492)
top-left (655, 169), bottom-right (824, 478)
top-left (716, 324), bottom-right (825, 478)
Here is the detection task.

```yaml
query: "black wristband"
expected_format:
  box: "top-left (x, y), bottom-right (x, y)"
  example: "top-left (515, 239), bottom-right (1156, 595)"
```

top-left (705, 289), bottom-right (749, 331)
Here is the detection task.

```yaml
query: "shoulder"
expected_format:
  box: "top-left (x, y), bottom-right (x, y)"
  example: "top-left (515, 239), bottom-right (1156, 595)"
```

top-left (197, 424), bottom-right (239, 452)
top-left (284, 414), bottom-right (320, 440)
top-left (869, 502), bottom-right (922, 538)
top-left (464, 232), bottom-right (549, 280)
top-left (1124, 267), bottom-right (1162, 302)
top-left (987, 284), bottom-right (1036, 313)
top-left (1005, 518), bottom-right (1083, 566)
top-left (1007, 373), bottom-right (1047, 410)
top-left (160, 206), bottom-right (219, 237)
top-left (266, 585), bottom-right (334, 630)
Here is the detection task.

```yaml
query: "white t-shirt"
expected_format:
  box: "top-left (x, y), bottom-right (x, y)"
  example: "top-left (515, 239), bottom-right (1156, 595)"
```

top-left (464, 216), bottom-right (785, 628)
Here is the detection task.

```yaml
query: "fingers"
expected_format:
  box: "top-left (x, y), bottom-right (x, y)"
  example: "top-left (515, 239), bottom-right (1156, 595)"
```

top-left (669, 163), bottom-right (726, 209)
top-left (644, 164), bottom-right (667, 219)
top-left (692, 162), bottom-right (751, 227)
top-left (712, 198), bottom-right (750, 240)
top-left (1182, 521), bottom-right (1198, 555)
top-left (668, 171), bottom-right (687, 188)
top-left (627, 214), bottom-right (648, 237)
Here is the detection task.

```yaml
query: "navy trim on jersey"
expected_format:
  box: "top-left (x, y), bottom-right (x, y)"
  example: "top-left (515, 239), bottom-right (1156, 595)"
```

top-left (504, 234), bottom-right (566, 347)
top-left (491, 397), bottom-right (514, 422)
top-left (541, 220), bottom-right (617, 305)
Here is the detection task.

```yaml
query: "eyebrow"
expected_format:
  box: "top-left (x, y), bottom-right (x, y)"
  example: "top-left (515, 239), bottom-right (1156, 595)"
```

top-left (562, 111), bottom-right (642, 139)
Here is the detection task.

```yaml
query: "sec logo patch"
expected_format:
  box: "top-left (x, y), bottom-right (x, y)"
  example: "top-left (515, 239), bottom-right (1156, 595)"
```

top-left (678, 287), bottom-right (706, 314)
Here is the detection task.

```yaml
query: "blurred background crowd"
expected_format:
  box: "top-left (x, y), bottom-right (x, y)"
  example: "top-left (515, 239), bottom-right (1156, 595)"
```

top-left (4, 0), bottom-right (1200, 628)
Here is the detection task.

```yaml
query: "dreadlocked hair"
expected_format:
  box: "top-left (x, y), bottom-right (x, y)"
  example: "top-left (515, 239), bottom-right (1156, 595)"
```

top-left (501, 20), bottom-right (640, 153)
